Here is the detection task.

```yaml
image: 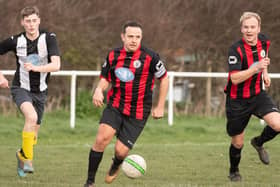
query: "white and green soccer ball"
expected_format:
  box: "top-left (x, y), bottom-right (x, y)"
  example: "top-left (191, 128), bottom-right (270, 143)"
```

top-left (121, 154), bottom-right (147, 178)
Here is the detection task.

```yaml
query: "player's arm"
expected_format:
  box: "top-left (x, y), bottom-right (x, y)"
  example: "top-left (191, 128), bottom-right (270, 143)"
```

top-left (230, 67), bottom-right (259, 85)
top-left (152, 76), bottom-right (168, 119)
top-left (0, 72), bottom-right (9, 88)
top-left (92, 78), bottom-right (110, 107)
top-left (230, 57), bottom-right (270, 85)
top-left (25, 55), bottom-right (61, 72)
top-left (0, 36), bottom-right (16, 88)
top-left (0, 36), bottom-right (16, 55)
top-left (93, 54), bottom-right (111, 107)
top-left (25, 32), bottom-right (61, 72)
top-left (263, 60), bottom-right (271, 88)
top-left (151, 55), bottom-right (168, 119)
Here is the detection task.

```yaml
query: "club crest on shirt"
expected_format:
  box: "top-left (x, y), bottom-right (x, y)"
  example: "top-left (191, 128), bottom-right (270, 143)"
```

top-left (260, 49), bottom-right (266, 58)
top-left (133, 60), bottom-right (141, 68)
top-left (228, 56), bottom-right (237, 64)
top-left (115, 67), bottom-right (135, 82)
top-left (26, 54), bottom-right (42, 66)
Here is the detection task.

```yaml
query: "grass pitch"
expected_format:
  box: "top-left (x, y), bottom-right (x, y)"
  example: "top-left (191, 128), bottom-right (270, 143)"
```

top-left (0, 111), bottom-right (280, 187)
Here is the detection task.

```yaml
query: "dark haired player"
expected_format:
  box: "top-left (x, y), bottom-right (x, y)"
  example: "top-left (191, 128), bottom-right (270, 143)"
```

top-left (84, 21), bottom-right (169, 187)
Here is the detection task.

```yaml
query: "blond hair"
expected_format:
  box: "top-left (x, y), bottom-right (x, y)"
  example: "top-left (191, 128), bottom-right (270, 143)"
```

top-left (240, 12), bottom-right (261, 26)
top-left (20, 6), bottom-right (40, 19)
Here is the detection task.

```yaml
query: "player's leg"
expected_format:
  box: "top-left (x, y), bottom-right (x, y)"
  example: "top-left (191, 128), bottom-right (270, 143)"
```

top-left (19, 102), bottom-right (38, 172)
top-left (251, 112), bottom-right (280, 164)
top-left (263, 112), bottom-right (280, 133)
top-left (11, 87), bottom-right (36, 176)
top-left (225, 96), bottom-right (251, 181)
top-left (85, 124), bottom-right (116, 186)
top-left (251, 92), bottom-right (280, 164)
top-left (18, 90), bottom-right (47, 173)
top-left (256, 108), bottom-right (280, 147)
top-left (228, 132), bottom-right (244, 181)
top-left (32, 90), bottom-right (47, 146)
top-left (105, 116), bottom-right (146, 184)
top-left (34, 125), bottom-right (40, 145)
top-left (104, 140), bottom-right (129, 184)
top-left (85, 106), bottom-right (120, 186)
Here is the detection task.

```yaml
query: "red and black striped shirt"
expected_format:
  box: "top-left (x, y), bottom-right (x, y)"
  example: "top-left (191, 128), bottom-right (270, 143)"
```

top-left (224, 34), bottom-right (270, 99)
top-left (101, 45), bottom-right (167, 120)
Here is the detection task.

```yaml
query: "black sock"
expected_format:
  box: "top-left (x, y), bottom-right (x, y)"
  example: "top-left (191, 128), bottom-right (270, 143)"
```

top-left (255, 126), bottom-right (279, 146)
top-left (229, 144), bottom-right (242, 173)
top-left (86, 149), bottom-right (103, 185)
top-left (111, 155), bottom-right (123, 170)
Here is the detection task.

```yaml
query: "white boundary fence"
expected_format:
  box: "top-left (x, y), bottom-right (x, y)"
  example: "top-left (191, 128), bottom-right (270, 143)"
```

top-left (3, 70), bottom-right (280, 128)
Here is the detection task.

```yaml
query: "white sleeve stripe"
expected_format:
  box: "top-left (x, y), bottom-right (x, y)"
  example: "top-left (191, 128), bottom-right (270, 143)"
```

top-left (155, 67), bottom-right (166, 78)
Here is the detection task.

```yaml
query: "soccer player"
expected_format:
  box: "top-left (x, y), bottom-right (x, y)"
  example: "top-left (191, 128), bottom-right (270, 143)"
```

top-left (84, 21), bottom-right (169, 187)
top-left (224, 12), bottom-right (280, 182)
top-left (0, 6), bottom-right (61, 177)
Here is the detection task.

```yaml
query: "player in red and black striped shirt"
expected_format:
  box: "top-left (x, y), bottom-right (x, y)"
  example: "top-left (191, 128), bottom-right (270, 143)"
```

top-left (84, 21), bottom-right (168, 187)
top-left (225, 33), bottom-right (270, 99)
top-left (225, 12), bottom-right (280, 182)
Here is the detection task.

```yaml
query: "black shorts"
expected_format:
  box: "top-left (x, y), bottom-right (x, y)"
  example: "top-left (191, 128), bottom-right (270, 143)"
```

top-left (226, 91), bottom-right (279, 136)
top-left (11, 86), bottom-right (47, 125)
top-left (100, 106), bottom-right (147, 149)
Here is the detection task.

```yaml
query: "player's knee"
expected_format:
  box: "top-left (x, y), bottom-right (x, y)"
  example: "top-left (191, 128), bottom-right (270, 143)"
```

top-left (94, 136), bottom-right (110, 149)
top-left (273, 118), bottom-right (280, 132)
top-left (25, 113), bottom-right (38, 124)
top-left (114, 150), bottom-right (127, 159)
top-left (272, 125), bottom-right (280, 132)
top-left (267, 121), bottom-right (280, 132)
top-left (115, 145), bottom-right (129, 159)
top-left (232, 142), bottom-right (243, 149)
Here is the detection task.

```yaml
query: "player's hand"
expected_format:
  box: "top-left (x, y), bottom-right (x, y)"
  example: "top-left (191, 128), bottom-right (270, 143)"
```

top-left (263, 73), bottom-right (271, 88)
top-left (0, 77), bottom-right (9, 88)
top-left (24, 62), bottom-right (41, 72)
top-left (152, 106), bottom-right (164, 119)
top-left (24, 62), bottom-right (35, 72)
top-left (257, 57), bottom-right (270, 71)
top-left (92, 87), bottom-right (104, 107)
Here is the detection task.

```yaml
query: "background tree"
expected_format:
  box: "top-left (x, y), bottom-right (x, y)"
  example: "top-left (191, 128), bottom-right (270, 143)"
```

top-left (1, 0), bottom-right (280, 115)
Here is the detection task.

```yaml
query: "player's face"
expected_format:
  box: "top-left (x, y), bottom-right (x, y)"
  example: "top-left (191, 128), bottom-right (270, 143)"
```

top-left (241, 17), bottom-right (260, 46)
top-left (21, 14), bottom-right (40, 38)
top-left (121, 26), bottom-right (142, 52)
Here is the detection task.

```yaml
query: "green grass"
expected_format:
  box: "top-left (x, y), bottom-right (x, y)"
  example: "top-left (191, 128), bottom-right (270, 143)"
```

top-left (0, 112), bottom-right (280, 187)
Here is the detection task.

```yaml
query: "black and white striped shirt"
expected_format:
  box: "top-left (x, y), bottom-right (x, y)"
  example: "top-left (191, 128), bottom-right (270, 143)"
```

top-left (0, 30), bottom-right (60, 92)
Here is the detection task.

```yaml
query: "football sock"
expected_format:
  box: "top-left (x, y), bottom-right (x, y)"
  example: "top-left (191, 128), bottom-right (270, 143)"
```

top-left (255, 126), bottom-right (279, 146)
top-left (229, 144), bottom-right (242, 173)
top-left (22, 131), bottom-right (35, 160)
top-left (86, 149), bottom-right (103, 184)
top-left (112, 154), bottom-right (124, 169)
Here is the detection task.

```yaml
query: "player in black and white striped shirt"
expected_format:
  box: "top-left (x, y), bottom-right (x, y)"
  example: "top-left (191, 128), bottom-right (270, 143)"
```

top-left (0, 6), bottom-right (60, 177)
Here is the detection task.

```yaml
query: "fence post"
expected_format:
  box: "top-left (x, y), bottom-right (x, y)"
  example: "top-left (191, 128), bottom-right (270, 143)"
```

top-left (168, 72), bottom-right (174, 126)
top-left (70, 72), bottom-right (77, 128)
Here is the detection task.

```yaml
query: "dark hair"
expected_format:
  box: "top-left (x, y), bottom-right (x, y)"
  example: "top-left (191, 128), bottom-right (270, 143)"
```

top-left (20, 6), bottom-right (40, 19)
top-left (122, 21), bottom-right (142, 34)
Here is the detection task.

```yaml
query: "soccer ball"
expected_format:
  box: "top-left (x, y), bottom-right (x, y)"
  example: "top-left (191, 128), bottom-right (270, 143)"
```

top-left (121, 154), bottom-right (147, 178)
